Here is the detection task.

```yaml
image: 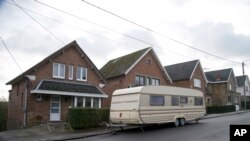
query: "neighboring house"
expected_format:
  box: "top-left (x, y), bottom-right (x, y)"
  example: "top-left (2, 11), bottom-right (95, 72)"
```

top-left (6, 41), bottom-right (107, 129)
top-left (205, 68), bottom-right (241, 109)
top-left (164, 60), bottom-right (208, 105)
top-left (236, 75), bottom-right (250, 101)
top-left (100, 47), bottom-right (172, 106)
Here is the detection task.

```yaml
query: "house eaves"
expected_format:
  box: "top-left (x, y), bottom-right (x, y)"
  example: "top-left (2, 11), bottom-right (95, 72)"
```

top-left (6, 40), bottom-right (107, 85)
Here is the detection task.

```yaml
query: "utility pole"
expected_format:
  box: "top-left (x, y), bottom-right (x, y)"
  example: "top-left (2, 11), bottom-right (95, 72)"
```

top-left (242, 62), bottom-right (247, 110)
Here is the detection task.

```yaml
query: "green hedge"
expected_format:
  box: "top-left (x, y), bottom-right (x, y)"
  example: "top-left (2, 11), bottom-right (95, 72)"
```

top-left (0, 102), bottom-right (8, 131)
top-left (241, 101), bottom-right (250, 109)
top-left (206, 105), bottom-right (235, 114)
top-left (67, 108), bottom-right (109, 129)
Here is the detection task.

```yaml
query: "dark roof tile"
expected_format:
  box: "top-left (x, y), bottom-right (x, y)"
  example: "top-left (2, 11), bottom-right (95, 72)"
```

top-left (36, 80), bottom-right (103, 94)
top-left (100, 47), bottom-right (151, 78)
top-left (164, 60), bottom-right (198, 81)
top-left (236, 75), bottom-right (247, 87)
top-left (205, 68), bottom-right (232, 82)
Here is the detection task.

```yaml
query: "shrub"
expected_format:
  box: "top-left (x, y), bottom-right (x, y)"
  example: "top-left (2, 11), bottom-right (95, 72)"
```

top-left (0, 102), bottom-right (8, 131)
top-left (67, 108), bottom-right (109, 129)
top-left (241, 101), bottom-right (250, 109)
top-left (206, 105), bottom-right (235, 114)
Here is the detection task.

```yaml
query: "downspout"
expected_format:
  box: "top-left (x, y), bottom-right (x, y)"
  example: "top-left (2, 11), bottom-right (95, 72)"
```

top-left (24, 75), bottom-right (35, 128)
top-left (24, 77), bottom-right (30, 128)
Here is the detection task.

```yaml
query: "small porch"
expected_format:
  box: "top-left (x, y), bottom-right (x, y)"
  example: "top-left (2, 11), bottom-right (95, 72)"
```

top-left (30, 80), bottom-right (108, 122)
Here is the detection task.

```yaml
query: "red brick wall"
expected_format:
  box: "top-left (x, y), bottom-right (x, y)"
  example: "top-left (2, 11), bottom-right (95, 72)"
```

top-left (8, 45), bottom-right (105, 129)
top-left (170, 63), bottom-right (208, 105)
top-left (7, 81), bottom-right (26, 129)
top-left (102, 50), bottom-right (171, 107)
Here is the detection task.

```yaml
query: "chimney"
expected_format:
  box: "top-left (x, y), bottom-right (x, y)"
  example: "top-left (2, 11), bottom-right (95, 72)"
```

top-left (216, 73), bottom-right (221, 81)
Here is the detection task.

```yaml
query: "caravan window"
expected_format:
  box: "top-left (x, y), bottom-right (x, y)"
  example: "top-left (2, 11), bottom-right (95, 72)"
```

top-left (150, 96), bottom-right (164, 106)
top-left (195, 97), bottom-right (203, 106)
top-left (180, 96), bottom-right (188, 104)
top-left (171, 96), bottom-right (179, 106)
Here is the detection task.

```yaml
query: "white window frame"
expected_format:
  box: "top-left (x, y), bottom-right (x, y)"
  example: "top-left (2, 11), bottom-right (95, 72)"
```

top-left (68, 65), bottom-right (74, 80)
top-left (74, 97), bottom-right (101, 108)
top-left (77, 67), bottom-right (87, 81)
top-left (53, 63), bottom-right (65, 79)
top-left (229, 84), bottom-right (232, 90)
top-left (194, 78), bottom-right (201, 88)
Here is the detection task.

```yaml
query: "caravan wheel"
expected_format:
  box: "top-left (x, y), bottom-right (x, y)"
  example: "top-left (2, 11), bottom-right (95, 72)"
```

top-left (180, 118), bottom-right (185, 126)
top-left (174, 119), bottom-right (180, 127)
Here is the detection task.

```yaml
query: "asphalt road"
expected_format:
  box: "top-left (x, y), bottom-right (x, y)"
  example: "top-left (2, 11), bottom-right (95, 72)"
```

top-left (71, 112), bottom-right (250, 141)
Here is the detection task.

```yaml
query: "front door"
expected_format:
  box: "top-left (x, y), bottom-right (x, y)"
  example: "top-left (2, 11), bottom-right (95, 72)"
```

top-left (50, 96), bottom-right (61, 121)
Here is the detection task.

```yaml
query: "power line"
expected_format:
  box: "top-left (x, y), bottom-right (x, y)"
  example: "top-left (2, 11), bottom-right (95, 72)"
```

top-left (0, 36), bottom-right (23, 72)
top-left (33, 0), bottom-right (232, 66)
top-left (11, 0), bottom-right (65, 45)
top-left (5, 0), bottom-right (196, 62)
top-left (4, 1), bottom-right (142, 51)
top-left (82, 0), bottom-right (241, 64)
top-left (34, 0), bottom-right (153, 47)
top-left (15, 0), bottom-right (233, 67)
top-left (34, 0), bottom-right (197, 60)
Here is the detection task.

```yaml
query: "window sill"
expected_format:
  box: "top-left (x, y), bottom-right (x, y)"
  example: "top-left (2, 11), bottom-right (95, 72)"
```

top-left (53, 76), bottom-right (65, 79)
top-left (76, 79), bottom-right (87, 82)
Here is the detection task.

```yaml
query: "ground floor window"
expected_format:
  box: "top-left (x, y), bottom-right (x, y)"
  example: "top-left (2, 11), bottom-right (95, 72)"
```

top-left (74, 97), bottom-right (101, 108)
top-left (93, 98), bottom-right (99, 108)
top-left (77, 97), bottom-right (83, 107)
top-left (85, 97), bottom-right (91, 108)
top-left (228, 96), bottom-right (231, 103)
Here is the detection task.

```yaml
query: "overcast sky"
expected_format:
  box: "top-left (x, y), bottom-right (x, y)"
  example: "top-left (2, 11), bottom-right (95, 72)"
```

top-left (1, 0), bottom-right (250, 100)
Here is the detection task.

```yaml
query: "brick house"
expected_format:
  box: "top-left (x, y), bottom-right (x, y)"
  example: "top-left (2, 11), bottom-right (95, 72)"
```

top-left (100, 47), bottom-right (172, 106)
top-left (205, 68), bottom-right (241, 109)
top-left (236, 75), bottom-right (250, 102)
top-left (164, 60), bottom-right (208, 105)
top-left (6, 41), bottom-right (107, 129)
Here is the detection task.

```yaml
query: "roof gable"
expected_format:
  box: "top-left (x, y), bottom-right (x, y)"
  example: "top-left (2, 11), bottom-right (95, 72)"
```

top-left (6, 40), bottom-right (106, 85)
top-left (100, 47), bottom-right (151, 78)
top-left (100, 47), bottom-right (172, 83)
top-left (236, 75), bottom-right (249, 87)
top-left (164, 60), bottom-right (199, 81)
top-left (205, 68), bottom-right (232, 83)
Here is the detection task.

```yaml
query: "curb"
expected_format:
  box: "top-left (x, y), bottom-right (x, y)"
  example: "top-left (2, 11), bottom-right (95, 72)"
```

top-left (202, 110), bottom-right (250, 120)
top-left (48, 130), bottom-right (113, 141)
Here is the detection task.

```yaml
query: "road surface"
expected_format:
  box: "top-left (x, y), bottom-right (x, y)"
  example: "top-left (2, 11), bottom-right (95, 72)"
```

top-left (72, 112), bottom-right (250, 141)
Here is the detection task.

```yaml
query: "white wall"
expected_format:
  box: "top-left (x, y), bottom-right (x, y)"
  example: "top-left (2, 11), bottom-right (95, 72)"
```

top-left (236, 79), bottom-right (250, 96)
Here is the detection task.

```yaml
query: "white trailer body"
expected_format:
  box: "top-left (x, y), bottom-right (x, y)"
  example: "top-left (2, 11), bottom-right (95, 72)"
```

top-left (110, 86), bottom-right (206, 126)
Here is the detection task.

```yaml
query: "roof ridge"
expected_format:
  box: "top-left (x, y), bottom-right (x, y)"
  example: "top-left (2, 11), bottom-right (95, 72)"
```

top-left (107, 47), bottom-right (151, 62)
top-left (205, 68), bottom-right (232, 73)
top-left (165, 59), bottom-right (199, 67)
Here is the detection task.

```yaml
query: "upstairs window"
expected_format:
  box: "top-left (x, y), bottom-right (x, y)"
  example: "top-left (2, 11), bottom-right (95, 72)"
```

top-left (146, 59), bottom-right (151, 64)
top-left (53, 63), bottom-right (65, 79)
top-left (68, 65), bottom-right (74, 80)
top-left (145, 77), bottom-right (151, 85)
top-left (152, 78), bottom-right (160, 86)
top-left (150, 96), bottom-right (164, 106)
top-left (77, 67), bottom-right (87, 81)
top-left (194, 78), bottom-right (201, 88)
top-left (135, 75), bottom-right (145, 86)
top-left (246, 86), bottom-right (249, 91)
top-left (229, 84), bottom-right (232, 90)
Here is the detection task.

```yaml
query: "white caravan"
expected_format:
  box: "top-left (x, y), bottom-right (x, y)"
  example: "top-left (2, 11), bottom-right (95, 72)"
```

top-left (110, 86), bottom-right (206, 127)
